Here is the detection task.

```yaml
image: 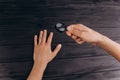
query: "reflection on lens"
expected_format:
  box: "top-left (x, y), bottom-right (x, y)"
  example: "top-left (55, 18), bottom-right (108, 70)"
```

top-left (55, 23), bottom-right (66, 32)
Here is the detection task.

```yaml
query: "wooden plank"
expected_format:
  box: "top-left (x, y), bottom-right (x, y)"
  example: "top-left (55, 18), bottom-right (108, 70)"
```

top-left (0, 56), bottom-right (120, 80)
top-left (0, 0), bottom-right (120, 80)
top-left (0, 27), bottom-right (120, 47)
top-left (43, 56), bottom-right (120, 77)
top-left (43, 70), bottom-right (120, 80)
top-left (0, 61), bottom-right (32, 80)
top-left (0, 31), bottom-right (120, 62)
top-left (0, 39), bottom-right (120, 62)
top-left (42, 0), bottom-right (120, 28)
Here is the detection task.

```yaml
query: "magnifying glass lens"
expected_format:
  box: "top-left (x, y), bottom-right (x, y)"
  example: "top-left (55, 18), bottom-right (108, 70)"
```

top-left (55, 23), bottom-right (66, 32)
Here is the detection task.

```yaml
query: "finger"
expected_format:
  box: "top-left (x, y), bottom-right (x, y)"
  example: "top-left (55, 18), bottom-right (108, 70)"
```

top-left (39, 31), bottom-right (43, 44)
top-left (76, 40), bottom-right (84, 44)
top-left (34, 35), bottom-right (38, 46)
top-left (75, 38), bottom-right (85, 44)
top-left (47, 32), bottom-right (53, 45)
top-left (52, 44), bottom-right (62, 58)
top-left (66, 25), bottom-right (74, 34)
top-left (71, 35), bottom-right (77, 40)
top-left (71, 35), bottom-right (84, 44)
top-left (74, 24), bottom-right (87, 32)
top-left (41, 30), bottom-right (47, 44)
top-left (67, 25), bottom-right (81, 37)
top-left (67, 24), bottom-right (87, 37)
top-left (67, 24), bottom-right (87, 32)
top-left (66, 31), bottom-right (72, 36)
top-left (67, 30), bottom-right (83, 42)
top-left (71, 27), bottom-right (83, 38)
top-left (78, 24), bottom-right (90, 30)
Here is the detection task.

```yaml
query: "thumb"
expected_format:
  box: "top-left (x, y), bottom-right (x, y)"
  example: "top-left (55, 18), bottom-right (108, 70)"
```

top-left (52, 44), bottom-right (62, 58)
top-left (67, 25), bottom-right (86, 38)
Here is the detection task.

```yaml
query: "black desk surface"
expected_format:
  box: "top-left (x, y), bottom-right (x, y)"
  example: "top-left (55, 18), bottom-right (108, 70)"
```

top-left (0, 0), bottom-right (120, 80)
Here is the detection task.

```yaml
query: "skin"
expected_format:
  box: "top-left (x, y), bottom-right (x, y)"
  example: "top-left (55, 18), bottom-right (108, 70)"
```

top-left (27, 24), bottom-right (120, 80)
top-left (66, 24), bottom-right (120, 61)
top-left (27, 30), bottom-right (62, 80)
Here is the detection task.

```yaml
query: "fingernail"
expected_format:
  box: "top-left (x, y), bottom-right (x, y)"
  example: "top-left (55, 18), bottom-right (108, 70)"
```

top-left (50, 32), bottom-right (53, 35)
top-left (67, 27), bottom-right (71, 31)
top-left (59, 44), bottom-right (62, 47)
top-left (67, 26), bottom-right (73, 31)
top-left (67, 25), bottom-right (74, 31)
top-left (40, 31), bottom-right (42, 33)
top-left (34, 35), bottom-right (37, 37)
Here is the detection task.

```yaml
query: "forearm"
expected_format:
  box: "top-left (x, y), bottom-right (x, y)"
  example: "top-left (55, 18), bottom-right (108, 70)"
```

top-left (97, 36), bottom-right (120, 61)
top-left (27, 62), bottom-right (47, 80)
top-left (27, 30), bottom-right (61, 80)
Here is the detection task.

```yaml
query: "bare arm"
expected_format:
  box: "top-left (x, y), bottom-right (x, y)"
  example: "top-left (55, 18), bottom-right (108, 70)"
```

top-left (27, 30), bottom-right (62, 80)
top-left (98, 35), bottom-right (120, 61)
top-left (66, 24), bottom-right (120, 61)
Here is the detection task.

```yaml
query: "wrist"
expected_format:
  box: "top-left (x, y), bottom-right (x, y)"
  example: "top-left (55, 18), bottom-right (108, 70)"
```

top-left (27, 62), bottom-right (47, 80)
top-left (34, 61), bottom-right (48, 70)
top-left (34, 59), bottom-right (48, 66)
top-left (96, 35), bottom-right (108, 46)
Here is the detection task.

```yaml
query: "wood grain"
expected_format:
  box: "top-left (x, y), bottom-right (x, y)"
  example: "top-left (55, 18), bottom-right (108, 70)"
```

top-left (0, 0), bottom-right (120, 80)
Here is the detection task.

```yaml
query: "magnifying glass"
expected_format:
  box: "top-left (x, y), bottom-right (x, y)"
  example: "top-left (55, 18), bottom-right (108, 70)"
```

top-left (55, 23), bottom-right (66, 32)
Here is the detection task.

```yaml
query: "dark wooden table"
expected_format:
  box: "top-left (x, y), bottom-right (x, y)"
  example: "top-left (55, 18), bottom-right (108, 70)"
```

top-left (0, 0), bottom-right (120, 80)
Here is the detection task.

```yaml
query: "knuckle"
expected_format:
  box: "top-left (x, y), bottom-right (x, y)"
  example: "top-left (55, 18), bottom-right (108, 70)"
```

top-left (40, 42), bottom-right (44, 46)
top-left (79, 24), bottom-right (83, 26)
